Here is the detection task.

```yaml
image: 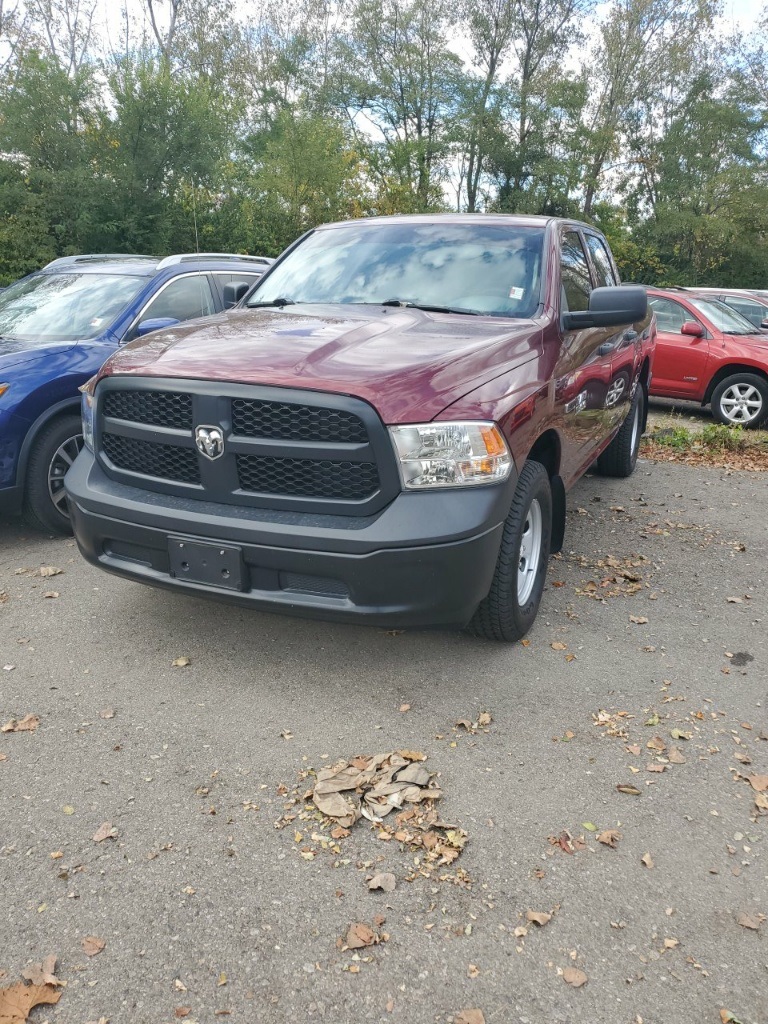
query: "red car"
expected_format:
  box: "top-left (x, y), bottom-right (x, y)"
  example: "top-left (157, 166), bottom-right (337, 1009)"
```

top-left (647, 288), bottom-right (768, 427)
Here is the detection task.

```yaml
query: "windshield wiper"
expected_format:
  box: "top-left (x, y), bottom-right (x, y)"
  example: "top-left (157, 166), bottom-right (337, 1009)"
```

top-left (381, 299), bottom-right (479, 316)
top-left (249, 297), bottom-right (297, 308)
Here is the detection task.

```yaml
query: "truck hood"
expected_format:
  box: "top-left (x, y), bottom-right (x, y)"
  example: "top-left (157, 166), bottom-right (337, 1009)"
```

top-left (97, 305), bottom-right (541, 422)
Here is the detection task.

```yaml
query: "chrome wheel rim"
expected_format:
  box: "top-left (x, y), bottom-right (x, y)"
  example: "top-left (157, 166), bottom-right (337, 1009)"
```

top-left (48, 434), bottom-right (84, 518)
top-left (517, 498), bottom-right (543, 605)
top-left (720, 383), bottom-right (763, 424)
top-left (630, 397), bottom-right (641, 452)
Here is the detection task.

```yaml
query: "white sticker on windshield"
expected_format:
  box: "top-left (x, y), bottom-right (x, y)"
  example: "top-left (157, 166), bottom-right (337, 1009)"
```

top-left (89, 317), bottom-right (104, 328)
top-left (508, 287), bottom-right (525, 300)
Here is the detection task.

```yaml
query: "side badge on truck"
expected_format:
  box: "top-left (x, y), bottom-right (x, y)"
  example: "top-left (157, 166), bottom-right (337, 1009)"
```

top-left (195, 425), bottom-right (225, 460)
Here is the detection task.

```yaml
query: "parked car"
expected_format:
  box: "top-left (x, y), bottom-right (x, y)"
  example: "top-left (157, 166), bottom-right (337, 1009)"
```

top-left (647, 287), bottom-right (768, 426)
top-left (66, 215), bottom-right (654, 642)
top-left (0, 252), bottom-right (272, 533)
top-left (683, 287), bottom-right (768, 332)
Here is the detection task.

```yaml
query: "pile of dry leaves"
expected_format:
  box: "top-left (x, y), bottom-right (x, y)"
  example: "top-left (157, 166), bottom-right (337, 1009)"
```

top-left (310, 751), bottom-right (469, 882)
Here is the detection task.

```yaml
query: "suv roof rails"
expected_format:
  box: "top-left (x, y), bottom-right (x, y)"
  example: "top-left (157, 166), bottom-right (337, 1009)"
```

top-left (155, 253), bottom-right (274, 270)
top-left (44, 254), bottom-right (158, 269)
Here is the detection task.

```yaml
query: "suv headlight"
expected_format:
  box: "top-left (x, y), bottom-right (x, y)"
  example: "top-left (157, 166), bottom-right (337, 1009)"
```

top-left (79, 377), bottom-right (96, 451)
top-left (389, 421), bottom-right (512, 489)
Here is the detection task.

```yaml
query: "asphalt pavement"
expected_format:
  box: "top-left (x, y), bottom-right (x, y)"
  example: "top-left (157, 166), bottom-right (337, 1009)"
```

top-left (1, 456), bottom-right (766, 1024)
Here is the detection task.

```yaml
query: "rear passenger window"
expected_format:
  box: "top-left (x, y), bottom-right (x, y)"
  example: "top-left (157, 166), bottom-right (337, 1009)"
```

top-left (585, 235), bottom-right (618, 288)
top-left (560, 232), bottom-right (592, 312)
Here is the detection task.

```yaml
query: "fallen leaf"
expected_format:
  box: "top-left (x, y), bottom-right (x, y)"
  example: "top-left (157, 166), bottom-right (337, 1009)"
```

top-left (525, 911), bottom-right (551, 927)
top-left (81, 935), bottom-right (106, 956)
top-left (330, 826), bottom-right (350, 840)
top-left (99, 709), bottom-right (115, 720)
top-left (171, 656), bottom-right (191, 668)
top-left (663, 937), bottom-right (679, 949)
top-left (397, 750), bottom-right (426, 761)
top-left (735, 911), bottom-right (763, 931)
top-left (668, 747), bottom-right (686, 764)
top-left (0, 982), bottom-right (62, 1020)
top-left (477, 712), bottom-right (492, 726)
top-left (455, 1012), bottom-right (485, 1024)
top-left (626, 744), bottom-right (641, 756)
top-left (217, 972), bottom-right (227, 986)
top-left (174, 979), bottom-right (187, 992)
top-left (398, 704), bottom-right (411, 713)
top-left (92, 822), bottom-right (117, 843)
top-left (279, 730), bottom-right (293, 740)
top-left (345, 923), bottom-right (376, 949)
top-left (367, 873), bottom-right (396, 893)
top-left (0, 753), bottom-right (7, 763)
top-left (39, 566), bottom-right (63, 577)
top-left (669, 729), bottom-right (691, 740)
top-left (720, 1010), bottom-right (745, 1024)
top-left (562, 967), bottom-right (588, 987)
top-left (175, 1009), bottom-right (191, 1019)
top-left (617, 785), bottom-right (641, 796)
top-left (726, 596), bottom-right (743, 603)
top-left (467, 964), bottom-right (480, 979)
top-left (597, 829), bottom-right (622, 848)
top-left (641, 853), bottom-right (655, 869)
top-left (748, 774), bottom-right (768, 792)
top-left (551, 642), bottom-right (567, 651)
top-left (20, 955), bottom-right (62, 987)
top-left (565, 653), bottom-right (577, 663)
top-left (582, 822), bottom-right (597, 832)
top-left (647, 736), bottom-right (666, 751)
top-left (629, 615), bottom-right (648, 624)
top-left (1, 715), bottom-right (40, 734)
top-left (43, 591), bottom-right (59, 599)
top-left (646, 764), bottom-right (666, 773)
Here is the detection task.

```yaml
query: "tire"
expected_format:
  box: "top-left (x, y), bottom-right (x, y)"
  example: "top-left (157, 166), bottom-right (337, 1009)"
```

top-left (711, 373), bottom-right (768, 428)
top-left (467, 461), bottom-right (552, 643)
top-left (22, 414), bottom-right (84, 535)
top-left (596, 384), bottom-right (644, 478)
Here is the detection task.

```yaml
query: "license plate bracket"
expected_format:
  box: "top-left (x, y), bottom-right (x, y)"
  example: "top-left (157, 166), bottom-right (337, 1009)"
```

top-left (168, 537), bottom-right (245, 591)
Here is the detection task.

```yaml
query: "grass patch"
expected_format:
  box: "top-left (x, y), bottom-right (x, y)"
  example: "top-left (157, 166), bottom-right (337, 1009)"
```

top-left (642, 420), bottom-right (768, 470)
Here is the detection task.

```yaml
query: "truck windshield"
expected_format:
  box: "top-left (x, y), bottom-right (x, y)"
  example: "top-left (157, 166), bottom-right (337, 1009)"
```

top-left (0, 272), bottom-right (146, 344)
top-left (248, 221), bottom-right (545, 318)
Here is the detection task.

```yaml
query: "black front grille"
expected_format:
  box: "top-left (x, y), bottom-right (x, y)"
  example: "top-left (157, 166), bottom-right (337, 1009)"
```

top-left (103, 433), bottom-right (200, 484)
top-left (103, 390), bottom-right (192, 430)
top-left (237, 454), bottom-right (378, 500)
top-left (97, 381), bottom-right (394, 515)
top-left (232, 399), bottom-right (368, 443)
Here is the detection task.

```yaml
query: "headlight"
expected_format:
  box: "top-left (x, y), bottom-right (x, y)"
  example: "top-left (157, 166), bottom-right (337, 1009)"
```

top-left (79, 377), bottom-right (96, 451)
top-left (389, 421), bottom-right (512, 489)
top-left (0, 383), bottom-right (9, 399)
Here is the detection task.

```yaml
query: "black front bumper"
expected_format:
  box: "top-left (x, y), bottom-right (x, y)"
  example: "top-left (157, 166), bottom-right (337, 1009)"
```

top-left (66, 453), bottom-right (516, 629)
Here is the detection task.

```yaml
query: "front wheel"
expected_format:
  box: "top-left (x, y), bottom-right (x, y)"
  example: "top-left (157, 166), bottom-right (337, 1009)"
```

top-left (596, 384), bottom-right (644, 478)
top-left (22, 414), bottom-right (84, 534)
top-left (711, 374), bottom-right (768, 428)
top-left (467, 461), bottom-right (552, 643)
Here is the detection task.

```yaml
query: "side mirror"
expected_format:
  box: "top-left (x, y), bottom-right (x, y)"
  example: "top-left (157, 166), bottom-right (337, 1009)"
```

top-left (761, 319), bottom-right (768, 330)
top-left (563, 286), bottom-right (647, 331)
top-left (222, 281), bottom-right (251, 309)
top-left (681, 321), bottom-right (704, 337)
top-left (136, 317), bottom-right (180, 337)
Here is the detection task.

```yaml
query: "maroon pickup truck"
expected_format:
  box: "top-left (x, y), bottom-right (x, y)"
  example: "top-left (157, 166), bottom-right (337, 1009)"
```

top-left (66, 215), bottom-right (655, 641)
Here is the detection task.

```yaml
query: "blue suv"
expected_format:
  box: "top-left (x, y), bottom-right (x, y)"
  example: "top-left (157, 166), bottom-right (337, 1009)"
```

top-left (0, 252), bottom-right (271, 533)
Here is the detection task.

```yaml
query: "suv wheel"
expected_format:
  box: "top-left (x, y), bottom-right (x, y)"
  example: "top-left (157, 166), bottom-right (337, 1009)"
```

top-left (596, 384), bottom-right (644, 478)
top-left (711, 374), bottom-right (768, 428)
top-left (22, 414), bottom-right (84, 534)
top-left (467, 461), bottom-right (552, 643)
